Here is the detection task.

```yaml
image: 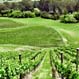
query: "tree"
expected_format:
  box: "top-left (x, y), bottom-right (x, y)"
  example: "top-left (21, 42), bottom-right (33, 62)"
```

top-left (0, 3), bottom-right (6, 12)
top-left (39, 0), bottom-right (49, 11)
top-left (74, 0), bottom-right (79, 11)
top-left (19, 0), bottom-right (33, 11)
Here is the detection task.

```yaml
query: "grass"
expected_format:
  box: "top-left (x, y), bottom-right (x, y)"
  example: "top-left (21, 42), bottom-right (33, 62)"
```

top-left (10, 17), bottom-right (79, 47)
top-left (0, 17), bottom-right (79, 47)
top-left (0, 18), bottom-right (24, 28)
top-left (0, 18), bottom-right (63, 47)
top-left (33, 51), bottom-right (52, 79)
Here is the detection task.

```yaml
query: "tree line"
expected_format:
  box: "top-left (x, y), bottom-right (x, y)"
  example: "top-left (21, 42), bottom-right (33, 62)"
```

top-left (0, 0), bottom-right (79, 14)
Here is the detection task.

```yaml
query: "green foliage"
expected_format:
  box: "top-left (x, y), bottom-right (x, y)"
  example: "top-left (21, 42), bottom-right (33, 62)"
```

top-left (21, 0), bottom-right (33, 11)
top-left (0, 49), bottom-right (45, 79)
top-left (0, 10), bottom-right (12, 17)
top-left (70, 71), bottom-right (79, 79)
top-left (34, 8), bottom-right (40, 17)
top-left (52, 14), bottom-right (60, 20)
top-left (40, 11), bottom-right (52, 19)
top-left (74, 12), bottom-right (79, 21)
top-left (60, 14), bottom-right (77, 23)
top-left (51, 46), bottom-right (79, 79)
top-left (0, 68), bottom-right (5, 78)
top-left (9, 10), bottom-right (23, 18)
top-left (40, 11), bottom-right (59, 20)
top-left (23, 11), bottom-right (36, 18)
top-left (22, 11), bottom-right (28, 18)
top-left (9, 11), bottom-right (36, 18)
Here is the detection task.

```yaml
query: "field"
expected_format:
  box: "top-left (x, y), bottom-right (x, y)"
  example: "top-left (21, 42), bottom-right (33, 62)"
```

top-left (0, 17), bottom-right (79, 79)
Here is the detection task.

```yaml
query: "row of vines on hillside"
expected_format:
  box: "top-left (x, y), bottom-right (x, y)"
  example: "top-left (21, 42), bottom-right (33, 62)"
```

top-left (0, 46), bottom-right (79, 79)
top-left (49, 46), bottom-right (79, 79)
top-left (0, 49), bottom-right (46, 79)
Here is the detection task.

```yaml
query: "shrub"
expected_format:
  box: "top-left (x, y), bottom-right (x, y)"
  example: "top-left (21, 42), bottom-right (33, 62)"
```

top-left (34, 8), bottom-right (40, 17)
top-left (23, 11), bottom-right (36, 18)
top-left (40, 11), bottom-right (52, 19)
top-left (22, 11), bottom-right (28, 18)
top-left (0, 10), bottom-right (12, 17)
top-left (2, 14), bottom-right (8, 17)
top-left (52, 14), bottom-right (60, 20)
top-left (0, 14), bottom-right (2, 17)
top-left (60, 14), bottom-right (77, 23)
top-left (27, 11), bottom-right (36, 18)
top-left (74, 12), bottom-right (79, 21)
top-left (9, 10), bottom-right (23, 18)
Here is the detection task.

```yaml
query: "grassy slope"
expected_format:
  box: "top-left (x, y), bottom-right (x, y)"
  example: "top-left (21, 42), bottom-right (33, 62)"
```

top-left (10, 17), bottom-right (79, 47)
top-left (0, 19), bottom-right (24, 28)
top-left (0, 17), bottom-right (63, 47)
top-left (0, 17), bottom-right (78, 48)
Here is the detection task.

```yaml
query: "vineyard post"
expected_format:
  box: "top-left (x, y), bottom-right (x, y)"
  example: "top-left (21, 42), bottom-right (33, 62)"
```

top-left (76, 48), bottom-right (79, 71)
top-left (60, 52), bottom-right (64, 79)
top-left (34, 56), bottom-right (36, 70)
top-left (19, 54), bottom-right (22, 79)
top-left (19, 54), bottom-right (22, 64)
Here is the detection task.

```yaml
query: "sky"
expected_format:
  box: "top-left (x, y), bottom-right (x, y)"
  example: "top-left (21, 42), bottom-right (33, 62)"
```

top-left (0, 0), bottom-right (40, 3)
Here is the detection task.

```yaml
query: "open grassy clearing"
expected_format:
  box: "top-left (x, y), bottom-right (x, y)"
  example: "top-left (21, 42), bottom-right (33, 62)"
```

top-left (8, 17), bottom-right (79, 47)
top-left (1, 17), bottom-right (79, 48)
top-left (0, 17), bottom-right (78, 51)
top-left (0, 18), bottom-right (24, 28)
top-left (0, 18), bottom-right (63, 47)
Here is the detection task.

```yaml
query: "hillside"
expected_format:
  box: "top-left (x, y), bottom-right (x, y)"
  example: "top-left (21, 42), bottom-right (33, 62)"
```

top-left (0, 18), bottom-right (64, 47)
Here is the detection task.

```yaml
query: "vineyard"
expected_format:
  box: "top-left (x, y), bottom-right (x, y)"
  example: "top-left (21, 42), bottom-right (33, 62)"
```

top-left (0, 17), bottom-right (79, 79)
top-left (0, 47), bottom-right (47, 79)
top-left (0, 46), bottom-right (79, 79)
top-left (50, 46), bottom-right (79, 79)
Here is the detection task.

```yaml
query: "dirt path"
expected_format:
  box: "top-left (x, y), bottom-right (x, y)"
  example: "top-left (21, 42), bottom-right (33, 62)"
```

top-left (23, 73), bottom-right (32, 79)
top-left (52, 65), bottom-right (61, 79)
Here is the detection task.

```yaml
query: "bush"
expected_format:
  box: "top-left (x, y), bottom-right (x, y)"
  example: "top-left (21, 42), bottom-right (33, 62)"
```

top-left (74, 12), bottom-right (79, 21)
top-left (34, 8), bottom-right (40, 17)
top-left (25, 11), bottom-right (35, 18)
top-left (22, 11), bottom-right (36, 18)
top-left (9, 10), bottom-right (23, 18)
top-left (22, 11), bottom-right (28, 18)
top-left (60, 14), bottom-right (77, 23)
top-left (0, 14), bottom-right (2, 17)
top-left (40, 11), bottom-right (52, 19)
top-left (52, 14), bottom-right (60, 20)
top-left (7, 10), bottom-right (36, 18)
top-left (0, 10), bottom-right (12, 17)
